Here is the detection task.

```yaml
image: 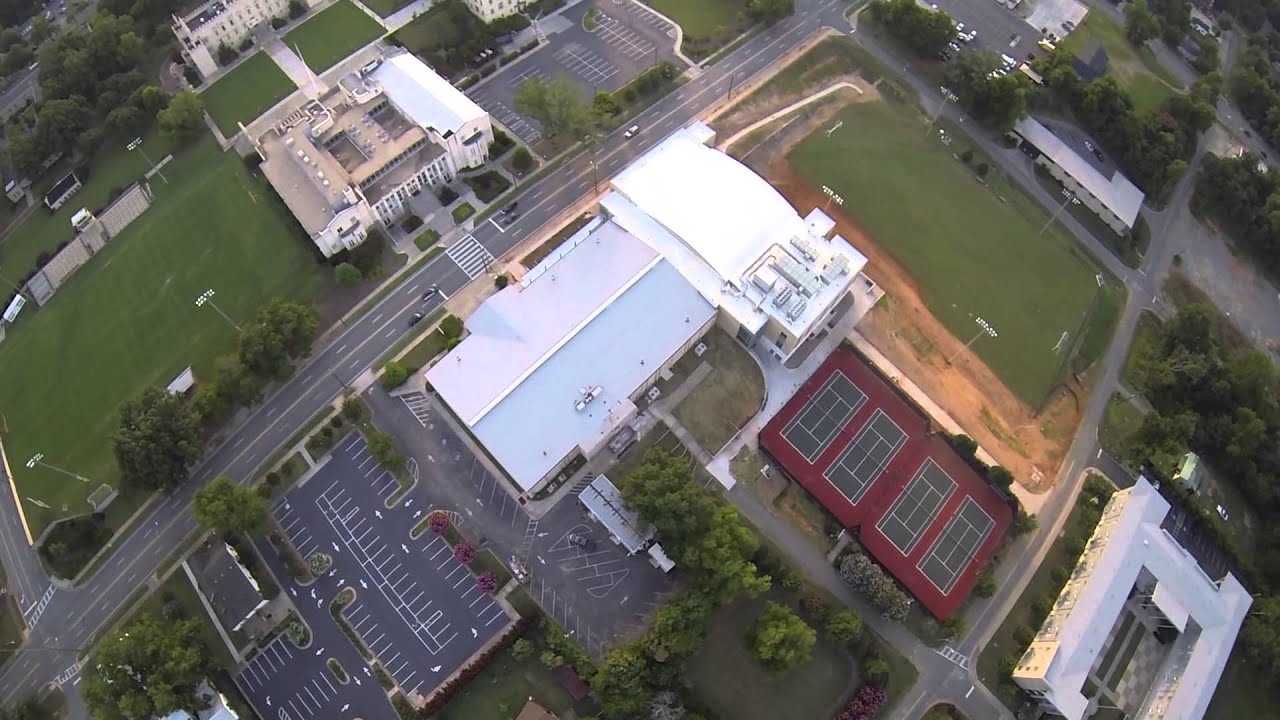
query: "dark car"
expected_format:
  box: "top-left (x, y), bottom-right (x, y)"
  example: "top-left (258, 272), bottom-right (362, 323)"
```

top-left (409, 312), bottom-right (424, 326)
top-left (421, 285), bottom-right (439, 302)
top-left (568, 534), bottom-right (596, 551)
top-left (503, 201), bottom-right (518, 213)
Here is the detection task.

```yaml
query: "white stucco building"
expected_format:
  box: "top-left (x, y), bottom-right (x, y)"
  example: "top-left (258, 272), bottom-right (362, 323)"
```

top-left (173, 0), bottom-right (320, 79)
top-left (462, 0), bottom-right (531, 22)
top-left (256, 52), bottom-right (493, 257)
top-left (1013, 479), bottom-right (1250, 720)
top-left (427, 122), bottom-right (875, 494)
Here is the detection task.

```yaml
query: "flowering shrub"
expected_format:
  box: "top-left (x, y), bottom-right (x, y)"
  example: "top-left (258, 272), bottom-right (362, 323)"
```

top-left (833, 685), bottom-right (887, 720)
top-left (477, 571), bottom-right (498, 594)
top-left (429, 512), bottom-right (449, 535)
top-left (453, 543), bottom-right (476, 564)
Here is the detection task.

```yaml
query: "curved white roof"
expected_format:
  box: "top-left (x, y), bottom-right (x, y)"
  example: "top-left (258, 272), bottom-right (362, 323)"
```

top-left (609, 128), bottom-right (806, 283)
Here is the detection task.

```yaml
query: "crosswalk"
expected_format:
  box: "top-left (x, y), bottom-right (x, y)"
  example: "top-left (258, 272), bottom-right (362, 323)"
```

top-left (445, 235), bottom-right (495, 279)
top-left (401, 392), bottom-right (432, 427)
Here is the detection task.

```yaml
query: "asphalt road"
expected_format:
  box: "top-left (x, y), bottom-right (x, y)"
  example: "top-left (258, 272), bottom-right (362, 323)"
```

top-left (0, 0), bottom-right (855, 706)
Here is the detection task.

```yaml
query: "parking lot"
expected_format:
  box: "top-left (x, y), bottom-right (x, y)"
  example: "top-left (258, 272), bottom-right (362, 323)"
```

top-left (237, 433), bottom-right (515, 719)
top-left (468, 0), bottom-right (685, 147)
top-left (929, 0), bottom-right (1043, 63)
top-left (376, 388), bottom-right (677, 658)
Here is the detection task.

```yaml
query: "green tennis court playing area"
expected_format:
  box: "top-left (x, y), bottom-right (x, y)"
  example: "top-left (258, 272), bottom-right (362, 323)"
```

top-left (787, 101), bottom-right (1101, 407)
top-left (0, 137), bottom-right (332, 534)
top-left (201, 52), bottom-right (297, 136)
top-left (283, 0), bottom-right (384, 73)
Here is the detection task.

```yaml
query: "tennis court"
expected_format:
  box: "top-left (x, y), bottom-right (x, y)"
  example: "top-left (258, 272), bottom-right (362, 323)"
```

top-left (780, 371), bottom-right (866, 462)
top-left (917, 497), bottom-right (997, 594)
top-left (823, 409), bottom-right (906, 504)
top-left (876, 459), bottom-right (956, 556)
top-left (759, 348), bottom-right (1013, 619)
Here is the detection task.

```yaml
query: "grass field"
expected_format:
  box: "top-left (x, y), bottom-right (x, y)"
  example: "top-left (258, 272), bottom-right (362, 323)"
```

top-left (283, 0), bottom-right (384, 74)
top-left (645, 0), bottom-right (745, 38)
top-left (1060, 13), bottom-right (1182, 113)
top-left (138, 568), bottom-right (238, 671)
top-left (201, 52), bottom-right (297, 136)
top-left (359, 0), bottom-right (414, 18)
top-left (1206, 645), bottom-right (1278, 720)
top-left (672, 329), bottom-right (764, 454)
top-left (437, 645), bottom-right (578, 720)
top-left (788, 101), bottom-right (1101, 407)
top-left (1098, 393), bottom-right (1145, 457)
top-left (0, 136), bottom-right (332, 534)
top-left (688, 590), bottom-right (857, 720)
top-left (0, 128), bottom-right (178, 279)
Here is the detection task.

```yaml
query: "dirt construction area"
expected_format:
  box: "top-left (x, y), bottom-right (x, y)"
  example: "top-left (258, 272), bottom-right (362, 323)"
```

top-left (708, 44), bottom-right (1079, 494)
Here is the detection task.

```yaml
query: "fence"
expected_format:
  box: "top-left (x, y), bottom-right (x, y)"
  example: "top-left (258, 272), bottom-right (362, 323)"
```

top-left (24, 182), bottom-right (154, 306)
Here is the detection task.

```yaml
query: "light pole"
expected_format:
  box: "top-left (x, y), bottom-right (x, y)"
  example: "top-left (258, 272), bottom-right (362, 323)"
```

top-left (589, 159), bottom-right (599, 194)
top-left (1039, 187), bottom-right (1081, 237)
top-left (822, 185), bottom-right (845, 212)
top-left (127, 137), bottom-right (167, 184)
top-left (195, 288), bottom-right (241, 332)
top-left (926, 86), bottom-right (958, 137)
top-left (26, 453), bottom-right (92, 484)
top-left (948, 317), bottom-right (998, 364)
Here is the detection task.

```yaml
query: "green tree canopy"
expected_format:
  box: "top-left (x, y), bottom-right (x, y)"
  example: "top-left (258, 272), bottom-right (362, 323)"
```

top-left (748, 601), bottom-right (816, 676)
top-left (158, 89), bottom-right (205, 145)
top-left (238, 300), bottom-right (319, 378)
top-left (82, 614), bottom-right (212, 720)
top-left (515, 74), bottom-right (592, 141)
top-left (193, 475), bottom-right (270, 536)
top-left (113, 386), bottom-right (201, 492)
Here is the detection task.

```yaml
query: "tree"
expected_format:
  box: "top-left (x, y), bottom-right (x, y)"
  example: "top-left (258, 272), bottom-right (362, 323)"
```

top-left (824, 607), bottom-right (863, 644)
top-left (590, 91), bottom-right (621, 123)
top-left (1125, 0), bottom-right (1161, 44)
top-left (593, 643), bottom-right (653, 719)
top-left (839, 553), bottom-right (911, 620)
top-left (748, 601), bottom-right (816, 676)
top-left (1242, 595), bottom-right (1280, 676)
top-left (82, 614), bottom-right (212, 720)
top-left (380, 361), bottom-right (409, 389)
top-left (515, 75), bottom-right (592, 141)
top-left (622, 449), bottom-right (716, 546)
top-left (193, 476), bottom-right (270, 536)
top-left (747, 0), bottom-right (794, 23)
top-left (643, 592), bottom-right (710, 679)
top-left (868, 0), bottom-right (956, 56)
top-left (0, 43), bottom-right (31, 76)
top-left (238, 301), bottom-right (319, 378)
top-left (113, 387), bottom-right (201, 492)
top-left (1012, 510), bottom-right (1038, 536)
top-left (158, 89), bottom-right (206, 145)
top-left (511, 145), bottom-right (534, 173)
top-left (0, 695), bottom-right (51, 720)
top-left (511, 638), bottom-right (533, 659)
top-left (288, 0), bottom-right (306, 18)
top-left (452, 542), bottom-right (475, 563)
top-left (216, 43), bottom-right (237, 66)
top-left (365, 428), bottom-right (404, 471)
top-left (682, 505), bottom-right (771, 603)
top-left (986, 465), bottom-right (1014, 490)
top-left (335, 261), bottom-right (363, 287)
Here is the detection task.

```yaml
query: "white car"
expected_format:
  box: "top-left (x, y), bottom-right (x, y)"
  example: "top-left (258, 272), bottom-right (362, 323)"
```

top-left (623, 125), bottom-right (640, 139)
top-left (1217, 505), bottom-right (1229, 521)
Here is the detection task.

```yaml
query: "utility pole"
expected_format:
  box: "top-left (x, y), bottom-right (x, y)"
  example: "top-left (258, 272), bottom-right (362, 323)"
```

top-left (1039, 188), bottom-right (1080, 237)
top-left (195, 288), bottom-right (241, 333)
top-left (926, 87), bottom-right (957, 138)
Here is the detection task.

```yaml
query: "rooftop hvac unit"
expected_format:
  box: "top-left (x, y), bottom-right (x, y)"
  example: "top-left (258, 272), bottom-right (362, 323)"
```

top-left (574, 385), bottom-right (603, 412)
top-left (789, 236), bottom-right (818, 262)
top-left (317, 170), bottom-right (325, 179)
top-left (771, 285), bottom-right (793, 308)
top-left (751, 265), bottom-right (779, 293)
top-left (822, 254), bottom-right (851, 284)
top-left (285, 137), bottom-right (295, 147)
top-left (296, 148), bottom-right (305, 158)
top-left (786, 298), bottom-right (807, 321)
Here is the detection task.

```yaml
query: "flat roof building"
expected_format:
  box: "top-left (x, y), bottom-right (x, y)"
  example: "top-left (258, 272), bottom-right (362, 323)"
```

top-left (173, 0), bottom-right (317, 79)
top-left (1013, 479), bottom-right (1250, 720)
top-left (602, 122), bottom-right (872, 363)
top-left (1012, 116), bottom-right (1144, 234)
top-left (463, 0), bottom-right (532, 22)
top-left (256, 52), bottom-right (492, 258)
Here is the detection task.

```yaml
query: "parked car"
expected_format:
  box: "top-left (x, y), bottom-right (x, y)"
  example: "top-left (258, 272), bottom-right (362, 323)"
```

top-left (1217, 505), bottom-right (1229, 521)
top-left (568, 533), bottom-right (596, 550)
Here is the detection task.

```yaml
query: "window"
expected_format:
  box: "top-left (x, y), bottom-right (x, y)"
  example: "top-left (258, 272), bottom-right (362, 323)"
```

top-left (775, 331), bottom-right (788, 348)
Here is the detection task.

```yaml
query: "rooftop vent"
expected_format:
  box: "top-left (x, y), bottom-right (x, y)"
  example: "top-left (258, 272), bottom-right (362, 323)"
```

top-left (574, 386), bottom-right (603, 412)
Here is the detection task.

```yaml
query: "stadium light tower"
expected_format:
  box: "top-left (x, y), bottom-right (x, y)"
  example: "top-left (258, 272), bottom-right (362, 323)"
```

top-left (1039, 187), bottom-right (1081, 237)
top-left (948, 317), bottom-right (999, 364)
top-left (822, 185), bottom-right (845, 211)
top-left (26, 453), bottom-right (92, 484)
top-left (127, 137), bottom-right (167, 184)
top-left (194, 288), bottom-right (241, 333)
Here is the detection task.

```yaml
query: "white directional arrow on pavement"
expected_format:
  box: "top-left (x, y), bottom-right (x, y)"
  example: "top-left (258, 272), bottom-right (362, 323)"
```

top-left (375, 510), bottom-right (383, 519)
top-left (470, 628), bottom-right (477, 638)
top-left (537, 556), bottom-right (546, 565)
top-left (431, 665), bottom-right (442, 673)
top-left (363, 667), bottom-right (371, 677)
top-left (413, 510), bottom-right (422, 519)
top-left (404, 499), bottom-right (413, 508)
top-left (401, 544), bottom-right (410, 553)
top-left (360, 579), bottom-right (368, 590)
top-left (331, 542), bottom-right (339, 553)
top-left (266, 697), bottom-right (272, 706)
top-left (314, 647), bottom-right (324, 656)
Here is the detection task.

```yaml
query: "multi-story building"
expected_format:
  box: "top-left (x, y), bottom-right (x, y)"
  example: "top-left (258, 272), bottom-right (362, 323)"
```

top-left (1013, 479), bottom-right (1250, 720)
top-left (173, 0), bottom-right (319, 79)
top-left (462, 0), bottom-right (532, 22)
top-left (255, 52), bottom-right (493, 258)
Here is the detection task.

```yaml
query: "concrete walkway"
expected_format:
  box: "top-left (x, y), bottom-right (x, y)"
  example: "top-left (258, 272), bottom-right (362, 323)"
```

top-left (266, 39), bottom-right (322, 98)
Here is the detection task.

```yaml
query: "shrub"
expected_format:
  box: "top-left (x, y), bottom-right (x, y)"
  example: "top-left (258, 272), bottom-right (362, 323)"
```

top-left (833, 685), bottom-right (887, 720)
top-left (477, 571), bottom-right (499, 594)
top-left (1013, 510), bottom-right (1038, 535)
top-left (824, 608), bottom-right (863, 644)
top-left (216, 44), bottom-right (238, 66)
top-left (381, 361), bottom-right (409, 390)
top-left (341, 397), bottom-right (365, 423)
top-left (511, 638), bottom-right (533, 659)
top-left (1013, 624), bottom-right (1035, 648)
top-left (238, 37), bottom-right (254, 52)
top-left (437, 185), bottom-right (459, 205)
top-left (288, 0), bottom-right (305, 17)
top-left (512, 146), bottom-right (534, 173)
top-left (335, 262), bottom-right (363, 287)
top-left (799, 590), bottom-right (829, 622)
top-left (453, 542), bottom-right (476, 563)
top-left (973, 570), bottom-right (996, 598)
top-left (429, 512), bottom-right (450, 535)
top-left (494, 273), bottom-right (510, 289)
top-left (960, 148), bottom-right (974, 164)
top-left (270, 16), bottom-right (286, 29)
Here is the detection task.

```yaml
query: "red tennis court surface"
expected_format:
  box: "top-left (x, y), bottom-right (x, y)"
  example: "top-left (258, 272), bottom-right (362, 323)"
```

top-left (760, 347), bottom-right (1012, 619)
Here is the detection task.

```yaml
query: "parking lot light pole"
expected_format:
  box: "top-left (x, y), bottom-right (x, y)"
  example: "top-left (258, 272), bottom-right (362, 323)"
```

top-left (926, 86), bottom-right (957, 137)
top-left (26, 453), bottom-right (92, 484)
top-left (1039, 187), bottom-right (1081, 237)
top-left (127, 137), bottom-right (167, 184)
top-left (822, 185), bottom-right (845, 212)
top-left (195, 288), bottom-right (241, 333)
top-left (948, 317), bottom-right (998, 364)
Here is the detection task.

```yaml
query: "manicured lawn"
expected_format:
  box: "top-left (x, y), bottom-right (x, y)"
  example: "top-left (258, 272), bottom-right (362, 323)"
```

top-left (645, 0), bottom-right (746, 39)
top-left (359, 0), bottom-right (414, 18)
top-left (437, 646), bottom-right (577, 720)
top-left (283, 1), bottom-right (384, 74)
top-left (788, 101), bottom-right (1101, 408)
top-left (1098, 393), bottom-right (1145, 458)
top-left (1120, 310), bottom-right (1162, 390)
top-left (452, 202), bottom-right (475, 223)
top-left (672, 329), bottom-right (764, 454)
top-left (688, 590), bottom-right (857, 720)
top-left (1206, 646), bottom-right (1278, 720)
top-left (202, 52), bottom-right (297, 136)
top-left (0, 136), bottom-right (332, 534)
top-left (0, 128), bottom-right (178, 279)
top-left (1060, 13), bottom-right (1181, 113)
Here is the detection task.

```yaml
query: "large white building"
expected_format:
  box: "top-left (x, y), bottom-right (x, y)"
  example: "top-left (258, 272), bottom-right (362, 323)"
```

top-left (173, 0), bottom-right (319, 79)
top-left (1013, 479), bottom-right (1250, 720)
top-left (256, 52), bottom-right (493, 258)
top-left (462, 0), bottom-right (531, 22)
top-left (427, 122), bottom-right (873, 493)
